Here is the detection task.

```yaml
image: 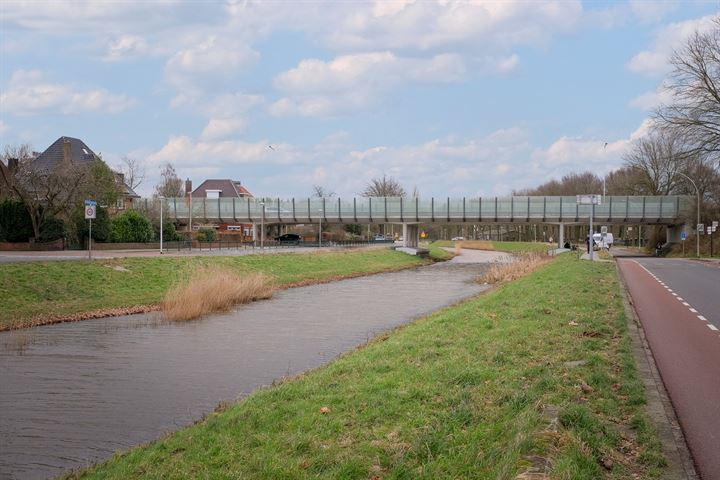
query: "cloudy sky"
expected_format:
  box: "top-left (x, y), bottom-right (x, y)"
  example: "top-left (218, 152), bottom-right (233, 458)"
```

top-left (0, 1), bottom-right (717, 198)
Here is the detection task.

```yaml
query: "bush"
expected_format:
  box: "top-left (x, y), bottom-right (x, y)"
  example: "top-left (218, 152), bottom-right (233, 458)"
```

top-left (39, 216), bottom-right (65, 242)
top-left (72, 206), bottom-right (110, 244)
top-left (197, 227), bottom-right (216, 242)
top-left (110, 209), bottom-right (154, 243)
top-left (154, 217), bottom-right (181, 242)
top-left (0, 199), bottom-right (33, 242)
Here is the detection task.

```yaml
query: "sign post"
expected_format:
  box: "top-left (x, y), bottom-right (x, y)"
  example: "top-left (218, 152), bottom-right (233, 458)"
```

top-left (577, 194), bottom-right (601, 261)
top-left (84, 200), bottom-right (97, 260)
top-left (681, 230), bottom-right (686, 256)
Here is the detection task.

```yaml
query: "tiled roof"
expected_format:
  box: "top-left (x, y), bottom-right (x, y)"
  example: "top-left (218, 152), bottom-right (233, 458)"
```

top-left (193, 179), bottom-right (253, 198)
top-left (33, 136), bottom-right (99, 171)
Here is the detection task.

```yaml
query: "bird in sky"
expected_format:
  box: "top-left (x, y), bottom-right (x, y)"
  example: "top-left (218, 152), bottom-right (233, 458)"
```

top-left (267, 145), bottom-right (275, 151)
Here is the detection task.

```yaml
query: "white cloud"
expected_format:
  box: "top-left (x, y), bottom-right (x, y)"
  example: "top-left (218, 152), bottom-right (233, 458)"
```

top-left (0, 70), bottom-right (135, 115)
top-left (629, 84), bottom-right (674, 110)
top-left (627, 14), bottom-right (716, 75)
top-left (103, 35), bottom-right (150, 61)
top-left (0, 121), bottom-right (8, 136)
top-left (271, 51), bottom-right (465, 116)
top-left (200, 117), bottom-right (246, 140)
top-left (629, 0), bottom-right (679, 24)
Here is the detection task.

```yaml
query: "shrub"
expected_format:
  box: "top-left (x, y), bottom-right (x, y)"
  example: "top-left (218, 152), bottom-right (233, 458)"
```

top-left (163, 267), bottom-right (274, 321)
top-left (72, 206), bottom-right (110, 243)
top-left (110, 209), bottom-right (154, 243)
top-left (197, 227), bottom-right (216, 242)
top-left (0, 199), bottom-right (33, 242)
top-left (39, 216), bottom-right (65, 242)
top-left (154, 217), bottom-right (181, 242)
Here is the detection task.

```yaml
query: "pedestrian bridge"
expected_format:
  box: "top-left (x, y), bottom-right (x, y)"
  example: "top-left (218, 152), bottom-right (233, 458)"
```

top-left (162, 195), bottom-right (691, 226)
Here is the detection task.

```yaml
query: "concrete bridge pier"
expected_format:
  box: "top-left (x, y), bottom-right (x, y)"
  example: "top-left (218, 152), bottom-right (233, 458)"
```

top-left (402, 223), bottom-right (420, 248)
top-left (558, 222), bottom-right (564, 248)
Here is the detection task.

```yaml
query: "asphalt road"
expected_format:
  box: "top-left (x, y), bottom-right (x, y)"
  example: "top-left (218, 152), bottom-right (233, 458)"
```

top-left (616, 252), bottom-right (720, 480)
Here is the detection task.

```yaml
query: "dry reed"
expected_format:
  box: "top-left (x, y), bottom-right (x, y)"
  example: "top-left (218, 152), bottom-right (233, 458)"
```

top-left (479, 251), bottom-right (550, 284)
top-left (163, 267), bottom-right (274, 321)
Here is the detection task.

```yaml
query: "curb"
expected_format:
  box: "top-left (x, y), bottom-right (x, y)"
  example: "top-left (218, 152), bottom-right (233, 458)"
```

top-left (614, 261), bottom-right (698, 480)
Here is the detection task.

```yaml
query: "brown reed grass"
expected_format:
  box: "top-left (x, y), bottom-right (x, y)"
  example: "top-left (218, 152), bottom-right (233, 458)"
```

top-left (479, 251), bottom-right (550, 284)
top-left (163, 267), bottom-right (274, 321)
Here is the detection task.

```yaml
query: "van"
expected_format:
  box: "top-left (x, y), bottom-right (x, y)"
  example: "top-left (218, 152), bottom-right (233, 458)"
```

top-left (592, 232), bottom-right (614, 249)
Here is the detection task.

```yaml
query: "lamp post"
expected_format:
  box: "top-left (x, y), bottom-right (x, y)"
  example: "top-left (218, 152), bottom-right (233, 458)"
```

top-left (676, 172), bottom-right (700, 257)
top-left (159, 196), bottom-right (164, 254)
top-left (318, 209), bottom-right (324, 248)
top-left (262, 202), bottom-right (267, 249)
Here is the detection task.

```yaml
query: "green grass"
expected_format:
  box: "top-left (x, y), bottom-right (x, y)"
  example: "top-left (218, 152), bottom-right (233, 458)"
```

top-left (0, 249), bottom-right (427, 330)
top-left (68, 254), bottom-right (664, 479)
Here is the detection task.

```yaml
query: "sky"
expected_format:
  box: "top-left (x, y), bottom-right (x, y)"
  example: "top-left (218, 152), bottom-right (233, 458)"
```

top-left (1, 0), bottom-right (718, 198)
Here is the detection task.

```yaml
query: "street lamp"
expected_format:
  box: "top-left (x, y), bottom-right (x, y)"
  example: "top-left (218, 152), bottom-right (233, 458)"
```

top-left (262, 203), bottom-right (266, 249)
top-left (676, 172), bottom-right (700, 257)
top-left (318, 209), bottom-right (324, 248)
top-left (159, 196), bottom-right (165, 254)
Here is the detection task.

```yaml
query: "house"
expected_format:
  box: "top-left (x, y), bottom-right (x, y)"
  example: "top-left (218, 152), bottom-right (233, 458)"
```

top-left (33, 136), bottom-right (139, 211)
top-left (192, 179), bottom-right (254, 236)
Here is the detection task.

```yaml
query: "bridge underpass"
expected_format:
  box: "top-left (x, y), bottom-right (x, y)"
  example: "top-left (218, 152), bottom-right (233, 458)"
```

top-left (160, 195), bottom-right (693, 248)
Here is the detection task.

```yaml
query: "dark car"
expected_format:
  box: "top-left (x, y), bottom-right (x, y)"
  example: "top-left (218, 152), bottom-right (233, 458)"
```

top-left (275, 233), bottom-right (302, 245)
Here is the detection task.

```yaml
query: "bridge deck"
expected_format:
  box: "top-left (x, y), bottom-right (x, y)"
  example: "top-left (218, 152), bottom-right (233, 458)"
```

top-left (160, 195), bottom-right (691, 225)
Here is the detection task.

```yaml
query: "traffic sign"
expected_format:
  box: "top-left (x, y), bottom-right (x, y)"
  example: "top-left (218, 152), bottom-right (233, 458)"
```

top-left (84, 199), bottom-right (97, 206)
top-left (576, 194), bottom-right (602, 205)
top-left (601, 226), bottom-right (608, 234)
top-left (681, 231), bottom-right (686, 241)
top-left (85, 205), bottom-right (96, 219)
top-left (698, 223), bottom-right (704, 234)
top-left (713, 221), bottom-right (719, 229)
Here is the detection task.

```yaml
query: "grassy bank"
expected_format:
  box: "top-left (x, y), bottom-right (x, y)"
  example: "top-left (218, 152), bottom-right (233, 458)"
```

top-left (70, 254), bottom-right (664, 479)
top-left (430, 240), bottom-right (549, 254)
top-left (0, 249), bottom-right (427, 330)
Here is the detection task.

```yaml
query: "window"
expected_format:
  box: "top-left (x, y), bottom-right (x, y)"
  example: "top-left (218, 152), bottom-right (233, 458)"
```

top-left (227, 225), bottom-right (243, 231)
top-left (116, 198), bottom-right (125, 210)
top-left (206, 190), bottom-right (221, 199)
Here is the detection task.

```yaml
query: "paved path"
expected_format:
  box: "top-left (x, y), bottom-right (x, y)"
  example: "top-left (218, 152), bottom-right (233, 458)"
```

top-left (616, 252), bottom-right (720, 480)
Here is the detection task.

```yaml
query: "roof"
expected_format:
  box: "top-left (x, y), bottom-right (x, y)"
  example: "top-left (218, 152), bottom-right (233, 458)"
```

top-left (193, 179), bottom-right (253, 198)
top-left (33, 136), bottom-right (100, 171)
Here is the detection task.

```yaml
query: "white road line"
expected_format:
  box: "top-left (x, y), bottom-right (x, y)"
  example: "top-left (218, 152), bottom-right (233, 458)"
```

top-left (677, 297), bottom-right (684, 301)
top-left (682, 302), bottom-right (690, 306)
top-left (689, 308), bottom-right (698, 313)
top-left (672, 293), bottom-right (678, 296)
top-left (708, 324), bottom-right (719, 331)
top-left (698, 315), bottom-right (708, 321)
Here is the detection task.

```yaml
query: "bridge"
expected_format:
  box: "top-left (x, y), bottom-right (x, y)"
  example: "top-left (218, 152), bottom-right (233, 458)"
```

top-left (160, 195), bottom-right (693, 248)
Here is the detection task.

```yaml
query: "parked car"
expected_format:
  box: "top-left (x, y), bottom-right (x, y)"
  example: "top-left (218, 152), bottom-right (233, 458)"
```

top-left (451, 236), bottom-right (465, 241)
top-left (373, 234), bottom-right (386, 241)
top-left (275, 233), bottom-right (302, 245)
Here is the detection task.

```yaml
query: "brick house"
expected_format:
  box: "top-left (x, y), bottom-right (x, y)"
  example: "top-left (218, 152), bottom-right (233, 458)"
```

top-left (192, 179), bottom-right (254, 236)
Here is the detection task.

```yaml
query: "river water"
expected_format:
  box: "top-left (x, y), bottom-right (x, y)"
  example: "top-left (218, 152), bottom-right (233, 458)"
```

top-left (0, 252), bottom-right (502, 479)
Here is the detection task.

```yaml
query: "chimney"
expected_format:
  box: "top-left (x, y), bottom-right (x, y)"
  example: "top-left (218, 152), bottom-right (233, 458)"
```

top-left (185, 178), bottom-right (192, 195)
top-left (62, 138), bottom-right (71, 163)
top-left (8, 158), bottom-right (18, 172)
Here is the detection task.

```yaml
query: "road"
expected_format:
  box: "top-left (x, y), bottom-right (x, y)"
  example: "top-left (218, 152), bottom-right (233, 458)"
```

top-left (616, 251), bottom-right (720, 480)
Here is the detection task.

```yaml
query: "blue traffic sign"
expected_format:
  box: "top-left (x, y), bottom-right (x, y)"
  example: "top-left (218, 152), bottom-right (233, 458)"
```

top-left (681, 231), bottom-right (686, 241)
top-left (84, 199), bottom-right (97, 206)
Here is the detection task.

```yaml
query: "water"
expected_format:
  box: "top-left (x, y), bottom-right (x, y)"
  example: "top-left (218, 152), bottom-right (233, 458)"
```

top-left (0, 258), bottom-right (495, 479)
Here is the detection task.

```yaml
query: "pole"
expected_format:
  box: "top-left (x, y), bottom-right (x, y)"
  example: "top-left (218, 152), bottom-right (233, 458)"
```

top-left (88, 218), bottom-right (92, 260)
top-left (260, 202), bottom-right (265, 249)
top-left (676, 172), bottom-right (700, 257)
top-left (589, 203), bottom-right (594, 261)
top-left (638, 224), bottom-right (641, 250)
top-left (160, 197), bottom-right (164, 254)
top-left (319, 215), bottom-right (322, 248)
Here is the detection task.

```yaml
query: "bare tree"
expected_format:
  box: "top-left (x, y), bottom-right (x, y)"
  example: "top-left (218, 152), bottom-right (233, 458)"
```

top-left (514, 172), bottom-right (602, 196)
top-left (0, 144), bottom-right (103, 240)
top-left (362, 175), bottom-right (406, 197)
top-left (120, 155), bottom-right (145, 190)
top-left (622, 131), bottom-right (691, 195)
top-left (656, 17), bottom-right (720, 161)
top-left (312, 184), bottom-right (335, 197)
top-left (154, 163), bottom-right (184, 197)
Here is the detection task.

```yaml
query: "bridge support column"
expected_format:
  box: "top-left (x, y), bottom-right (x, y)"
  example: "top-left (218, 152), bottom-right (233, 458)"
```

top-left (558, 222), bottom-right (564, 248)
top-left (402, 223), bottom-right (420, 248)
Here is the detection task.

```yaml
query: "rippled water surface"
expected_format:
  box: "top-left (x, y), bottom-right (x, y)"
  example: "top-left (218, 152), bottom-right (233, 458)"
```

top-left (1, 260), bottom-right (492, 479)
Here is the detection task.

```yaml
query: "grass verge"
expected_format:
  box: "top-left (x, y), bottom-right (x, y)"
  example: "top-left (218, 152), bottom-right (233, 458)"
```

top-left (0, 249), bottom-right (427, 330)
top-left (68, 254), bottom-right (665, 479)
top-left (430, 240), bottom-right (549, 254)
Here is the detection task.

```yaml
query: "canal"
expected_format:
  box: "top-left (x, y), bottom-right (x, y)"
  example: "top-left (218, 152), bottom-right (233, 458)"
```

top-left (0, 250), bottom-right (506, 479)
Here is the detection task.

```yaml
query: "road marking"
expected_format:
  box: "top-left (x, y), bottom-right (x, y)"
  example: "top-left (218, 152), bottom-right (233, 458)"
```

top-left (677, 297), bottom-right (684, 301)
top-left (698, 315), bottom-right (708, 321)
top-left (682, 302), bottom-right (690, 306)
top-left (672, 292), bottom-right (678, 296)
top-left (708, 324), bottom-right (719, 331)
top-left (689, 308), bottom-right (698, 313)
